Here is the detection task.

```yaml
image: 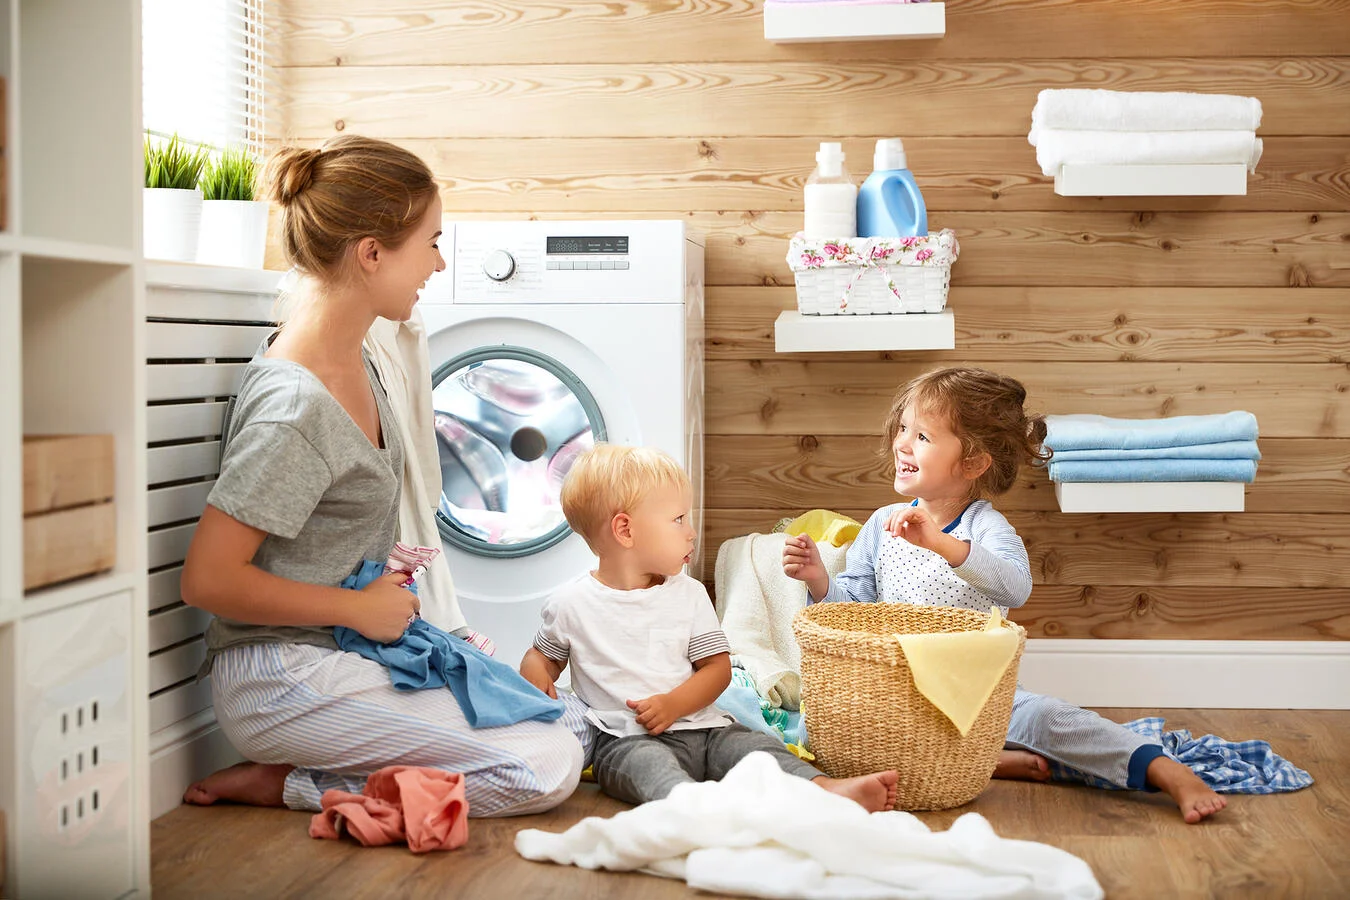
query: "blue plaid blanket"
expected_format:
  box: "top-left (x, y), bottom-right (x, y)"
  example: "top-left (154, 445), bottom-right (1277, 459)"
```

top-left (1048, 716), bottom-right (1314, 794)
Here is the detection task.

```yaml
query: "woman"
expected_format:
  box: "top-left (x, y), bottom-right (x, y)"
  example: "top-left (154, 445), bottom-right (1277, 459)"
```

top-left (182, 135), bottom-right (589, 815)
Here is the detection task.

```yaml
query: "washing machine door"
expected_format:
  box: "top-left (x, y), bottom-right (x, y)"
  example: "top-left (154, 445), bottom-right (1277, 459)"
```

top-left (426, 316), bottom-right (647, 669)
top-left (431, 345), bottom-right (605, 558)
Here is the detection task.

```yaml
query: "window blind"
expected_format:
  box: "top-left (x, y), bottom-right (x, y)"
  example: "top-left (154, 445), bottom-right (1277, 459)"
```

top-left (142, 0), bottom-right (266, 154)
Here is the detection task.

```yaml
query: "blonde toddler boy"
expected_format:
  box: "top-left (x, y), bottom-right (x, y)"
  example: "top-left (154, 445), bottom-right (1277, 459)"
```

top-left (520, 444), bottom-right (898, 811)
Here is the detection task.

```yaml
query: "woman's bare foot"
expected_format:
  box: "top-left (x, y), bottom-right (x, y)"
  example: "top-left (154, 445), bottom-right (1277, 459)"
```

top-left (812, 770), bottom-right (900, 812)
top-left (994, 749), bottom-right (1052, 782)
top-left (183, 761), bottom-right (294, 807)
top-left (1146, 756), bottom-right (1227, 824)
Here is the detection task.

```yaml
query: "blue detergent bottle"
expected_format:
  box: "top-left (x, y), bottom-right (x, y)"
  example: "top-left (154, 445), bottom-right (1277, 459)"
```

top-left (856, 138), bottom-right (928, 238)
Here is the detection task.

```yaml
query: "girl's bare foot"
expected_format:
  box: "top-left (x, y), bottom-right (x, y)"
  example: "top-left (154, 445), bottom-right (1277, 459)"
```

top-left (183, 761), bottom-right (294, 807)
top-left (1146, 756), bottom-right (1227, 824)
top-left (812, 770), bottom-right (900, 812)
top-left (994, 749), bottom-right (1052, 781)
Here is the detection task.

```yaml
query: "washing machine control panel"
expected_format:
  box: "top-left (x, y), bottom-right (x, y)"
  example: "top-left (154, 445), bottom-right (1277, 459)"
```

top-left (433, 220), bottom-right (692, 304)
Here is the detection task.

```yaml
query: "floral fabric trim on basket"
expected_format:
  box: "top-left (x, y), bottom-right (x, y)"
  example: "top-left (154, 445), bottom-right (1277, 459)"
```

top-left (787, 230), bottom-right (960, 313)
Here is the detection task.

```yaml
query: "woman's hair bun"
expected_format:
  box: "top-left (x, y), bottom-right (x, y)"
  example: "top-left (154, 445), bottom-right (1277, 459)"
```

top-left (266, 147), bottom-right (322, 204)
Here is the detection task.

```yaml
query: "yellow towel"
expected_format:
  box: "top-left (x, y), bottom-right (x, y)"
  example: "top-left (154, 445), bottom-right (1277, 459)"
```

top-left (896, 608), bottom-right (1020, 737)
top-left (784, 509), bottom-right (862, 547)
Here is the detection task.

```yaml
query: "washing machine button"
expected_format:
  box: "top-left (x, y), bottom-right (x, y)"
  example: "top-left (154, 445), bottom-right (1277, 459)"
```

top-left (483, 249), bottom-right (517, 281)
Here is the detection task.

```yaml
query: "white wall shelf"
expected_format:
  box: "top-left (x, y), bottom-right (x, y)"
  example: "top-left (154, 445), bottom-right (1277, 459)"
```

top-left (775, 308), bottom-right (954, 353)
top-left (1054, 481), bottom-right (1246, 514)
top-left (1054, 164), bottom-right (1249, 197)
top-left (764, 1), bottom-right (945, 42)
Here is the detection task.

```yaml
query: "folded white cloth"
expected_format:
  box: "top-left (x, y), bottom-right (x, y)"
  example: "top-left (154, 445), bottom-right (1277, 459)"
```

top-left (1031, 129), bottom-right (1263, 176)
top-left (1030, 89), bottom-right (1263, 134)
top-left (364, 311), bottom-right (468, 633)
top-left (516, 751), bottom-right (1104, 899)
top-left (714, 532), bottom-right (849, 711)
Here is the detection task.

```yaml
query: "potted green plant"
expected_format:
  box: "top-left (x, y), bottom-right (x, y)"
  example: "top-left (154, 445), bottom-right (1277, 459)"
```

top-left (143, 133), bottom-right (210, 261)
top-left (197, 146), bottom-right (269, 268)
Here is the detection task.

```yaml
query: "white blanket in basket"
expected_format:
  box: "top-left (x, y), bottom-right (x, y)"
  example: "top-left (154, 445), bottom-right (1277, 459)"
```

top-left (515, 751), bottom-right (1104, 900)
top-left (715, 532), bottom-right (849, 711)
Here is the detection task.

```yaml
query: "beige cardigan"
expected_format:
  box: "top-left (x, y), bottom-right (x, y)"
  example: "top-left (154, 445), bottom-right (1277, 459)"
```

top-left (363, 310), bottom-right (468, 633)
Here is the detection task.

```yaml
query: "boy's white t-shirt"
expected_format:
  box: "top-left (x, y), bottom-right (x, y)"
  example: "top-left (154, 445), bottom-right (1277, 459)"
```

top-left (533, 571), bottom-right (734, 737)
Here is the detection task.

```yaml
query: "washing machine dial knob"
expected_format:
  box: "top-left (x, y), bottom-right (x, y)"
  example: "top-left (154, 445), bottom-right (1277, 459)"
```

top-left (482, 249), bottom-right (516, 282)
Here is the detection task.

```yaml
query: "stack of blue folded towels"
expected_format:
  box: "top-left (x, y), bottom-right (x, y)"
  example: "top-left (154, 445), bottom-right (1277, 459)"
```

top-left (1043, 411), bottom-right (1259, 483)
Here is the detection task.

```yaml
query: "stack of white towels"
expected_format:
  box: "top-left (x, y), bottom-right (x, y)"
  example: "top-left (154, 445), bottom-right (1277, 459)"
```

top-left (1044, 411), bottom-right (1260, 484)
top-left (1028, 89), bottom-right (1263, 177)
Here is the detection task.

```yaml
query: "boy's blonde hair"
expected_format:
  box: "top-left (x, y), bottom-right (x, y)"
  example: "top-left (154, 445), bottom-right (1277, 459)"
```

top-left (560, 444), bottom-right (690, 552)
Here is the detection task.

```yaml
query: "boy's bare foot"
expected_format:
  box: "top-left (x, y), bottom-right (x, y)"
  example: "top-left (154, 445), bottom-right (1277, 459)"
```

top-left (993, 749), bottom-right (1052, 782)
top-left (1146, 756), bottom-right (1227, 824)
top-left (183, 761), bottom-right (294, 807)
top-left (812, 770), bottom-right (900, 812)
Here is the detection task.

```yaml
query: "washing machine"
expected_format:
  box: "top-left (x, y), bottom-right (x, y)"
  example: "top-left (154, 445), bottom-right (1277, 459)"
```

top-left (419, 219), bottom-right (705, 667)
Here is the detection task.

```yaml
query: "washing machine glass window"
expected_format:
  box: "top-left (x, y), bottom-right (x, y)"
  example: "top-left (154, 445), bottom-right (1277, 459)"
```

top-left (431, 345), bottom-right (608, 558)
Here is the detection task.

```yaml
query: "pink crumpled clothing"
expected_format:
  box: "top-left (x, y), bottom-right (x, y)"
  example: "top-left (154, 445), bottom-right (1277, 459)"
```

top-left (309, 766), bottom-right (469, 853)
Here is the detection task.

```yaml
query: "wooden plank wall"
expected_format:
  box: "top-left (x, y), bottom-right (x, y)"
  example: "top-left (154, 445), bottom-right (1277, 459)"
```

top-left (265, 0), bottom-right (1350, 643)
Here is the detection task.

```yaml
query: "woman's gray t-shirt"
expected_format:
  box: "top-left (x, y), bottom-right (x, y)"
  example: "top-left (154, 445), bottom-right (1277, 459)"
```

top-left (202, 350), bottom-right (404, 657)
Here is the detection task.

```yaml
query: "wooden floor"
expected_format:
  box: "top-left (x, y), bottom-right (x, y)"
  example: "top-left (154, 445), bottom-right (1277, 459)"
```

top-left (152, 709), bottom-right (1350, 899)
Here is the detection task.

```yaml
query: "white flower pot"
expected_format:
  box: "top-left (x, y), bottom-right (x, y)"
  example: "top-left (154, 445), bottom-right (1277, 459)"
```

top-left (143, 187), bottom-right (203, 262)
top-left (197, 199), bottom-right (270, 268)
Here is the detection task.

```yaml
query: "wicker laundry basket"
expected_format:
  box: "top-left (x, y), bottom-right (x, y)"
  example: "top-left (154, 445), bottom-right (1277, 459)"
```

top-left (793, 603), bottom-right (1026, 811)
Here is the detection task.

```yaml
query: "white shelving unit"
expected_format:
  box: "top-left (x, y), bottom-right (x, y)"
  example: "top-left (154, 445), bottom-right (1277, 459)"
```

top-left (1054, 482), bottom-right (1246, 514)
top-left (764, 1), bottom-right (945, 42)
top-left (774, 308), bottom-right (955, 353)
top-left (0, 1), bottom-right (150, 897)
top-left (1054, 164), bottom-right (1249, 197)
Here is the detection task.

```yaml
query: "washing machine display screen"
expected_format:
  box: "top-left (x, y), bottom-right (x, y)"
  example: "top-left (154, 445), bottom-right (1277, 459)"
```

top-left (431, 351), bottom-right (605, 558)
top-left (546, 236), bottom-right (628, 255)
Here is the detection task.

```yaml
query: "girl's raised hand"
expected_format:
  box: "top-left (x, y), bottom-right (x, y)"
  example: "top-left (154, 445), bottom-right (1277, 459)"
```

top-left (782, 533), bottom-right (824, 582)
top-left (782, 533), bottom-right (830, 599)
top-left (885, 505), bottom-right (943, 551)
top-left (351, 572), bottom-right (420, 643)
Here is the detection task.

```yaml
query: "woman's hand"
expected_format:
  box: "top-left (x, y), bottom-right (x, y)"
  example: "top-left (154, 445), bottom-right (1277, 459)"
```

top-left (782, 533), bottom-right (829, 600)
top-left (349, 572), bottom-right (420, 643)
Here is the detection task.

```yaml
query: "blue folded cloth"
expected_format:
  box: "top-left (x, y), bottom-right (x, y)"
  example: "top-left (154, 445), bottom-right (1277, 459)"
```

top-left (1049, 716), bottom-right (1313, 794)
top-left (1045, 412), bottom-right (1258, 452)
top-left (1048, 458), bottom-right (1257, 483)
top-left (714, 669), bottom-right (807, 747)
top-left (1050, 440), bottom-right (1260, 462)
top-left (336, 560), bottom-right (565, 728)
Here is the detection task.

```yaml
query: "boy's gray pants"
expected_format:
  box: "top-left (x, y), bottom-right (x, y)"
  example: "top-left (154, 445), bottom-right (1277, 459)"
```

top-left (592, 722), bottom-right (821, 805)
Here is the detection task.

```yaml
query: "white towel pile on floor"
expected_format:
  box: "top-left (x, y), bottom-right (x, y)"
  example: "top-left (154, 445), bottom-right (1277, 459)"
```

top-left (714, 532), bottom-right (850, 710)
top-left (516, 751), bottom-right (1103, 899)
top-left (1028, 89), bottom-right (1263, 176)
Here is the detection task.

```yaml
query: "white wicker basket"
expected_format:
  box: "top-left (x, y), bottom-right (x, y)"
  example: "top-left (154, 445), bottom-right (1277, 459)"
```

top-left (788, 231), bottom-right (959, 316)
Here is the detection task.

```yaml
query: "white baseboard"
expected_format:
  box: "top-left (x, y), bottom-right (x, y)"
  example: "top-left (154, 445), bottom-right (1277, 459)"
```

top-left (149, 711), bottom-right (243, 819)
top-left (1018, 639), bottom-right (1350, 709)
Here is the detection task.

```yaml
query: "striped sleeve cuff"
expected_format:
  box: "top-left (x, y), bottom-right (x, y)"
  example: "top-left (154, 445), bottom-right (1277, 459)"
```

top-left (532, 633), bottom-right (569, 662)
top-left (688, 630), bottom-right (731, 660)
